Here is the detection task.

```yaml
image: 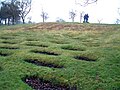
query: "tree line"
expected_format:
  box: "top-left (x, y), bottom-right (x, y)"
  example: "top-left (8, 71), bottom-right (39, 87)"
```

top-left (0, 0), bottom-right (98, 25)
top-left (0, 0), bottom-right (32, 25)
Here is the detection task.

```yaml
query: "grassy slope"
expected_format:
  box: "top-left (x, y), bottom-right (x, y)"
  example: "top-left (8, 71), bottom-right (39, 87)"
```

top-left (0, 23), bottom-right (120, 90)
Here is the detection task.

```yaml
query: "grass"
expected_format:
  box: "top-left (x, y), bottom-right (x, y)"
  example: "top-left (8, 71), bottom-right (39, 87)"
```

top-left (0, 23), bottom-right (120, 90)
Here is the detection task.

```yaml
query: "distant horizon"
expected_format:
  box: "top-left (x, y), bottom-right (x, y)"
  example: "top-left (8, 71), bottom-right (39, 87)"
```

top-left (27, 0), bottom-right (120, 24)
top-left (0, 0), bottom-right (120, 24)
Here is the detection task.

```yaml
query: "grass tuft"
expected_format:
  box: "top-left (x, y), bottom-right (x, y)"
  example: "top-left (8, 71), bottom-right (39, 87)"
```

top-left (0, 50), bottom-right (12, 56)
top-left (31, 49), bottom-right (60, 56)
top-left (24, 59), bottom-right (64, 68)
top-left (61, 45), bottom-right (86, 51)
top-left (0, 46), bottom-right (19, 50)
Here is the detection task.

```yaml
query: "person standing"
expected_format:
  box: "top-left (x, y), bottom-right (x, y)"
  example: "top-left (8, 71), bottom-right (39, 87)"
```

top-left (86, 14), bottom-right (89, 23)
top-left (83, 14), bottom-right (89, 23)
top-left (83, 14), bottom-right (87, 23)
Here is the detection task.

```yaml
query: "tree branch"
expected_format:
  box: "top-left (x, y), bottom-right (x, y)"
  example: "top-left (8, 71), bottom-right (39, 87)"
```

top-left (75, 0), bottom-right (98, 6)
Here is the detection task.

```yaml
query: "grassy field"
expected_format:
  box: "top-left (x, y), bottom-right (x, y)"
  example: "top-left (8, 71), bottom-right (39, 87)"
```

top-left (0, 23), bottom-right (120, 90)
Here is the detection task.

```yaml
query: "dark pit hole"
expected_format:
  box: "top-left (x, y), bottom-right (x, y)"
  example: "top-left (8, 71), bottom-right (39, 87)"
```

top-left (10, 34), bottom-right (20, 36)
top-left (83, 43), bottom-right (100, 47)
top-left (24, 59), bottom-right (63, 68)
top-left (26, 39), bottom-right (38, 41)
top-left (0, 67), bottom-right (3, 71)
top-left (0, 37), bottom-right (15, 40)
top-left (2, 41), bottom-right (17, 44)
top-left (74, 56), bottom-right (96, 62)
top-left (0, 52), bottom-right (11, 56)
top-left (22, 76), bottom-right (77, 90)
top-left (51, 41), bottom-right (69, 44)
top-left (0, 47), bottom-right (19, 50)
top-left (86, 44), bottom-right (100, 47)
top-left (81, 40), bottom-right (91, 42)
top-left (32, 50), bottom-right (60, 56)
top-left (62, 47), bottom-right (85, 51)
top-left (26, 44), bottom-right (48, 47)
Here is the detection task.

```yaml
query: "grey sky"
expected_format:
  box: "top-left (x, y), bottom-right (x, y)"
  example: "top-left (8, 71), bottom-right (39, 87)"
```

top-left (27, 0), bottom-right (120, 23)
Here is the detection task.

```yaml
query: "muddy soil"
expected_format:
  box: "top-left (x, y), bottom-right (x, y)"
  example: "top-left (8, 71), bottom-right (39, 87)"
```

top-left (32, 50), bottom-right (60, 56)
top-left (22, 76), bottom-right (77, 90)
top-left (74, 56), bottom-right (96, 62)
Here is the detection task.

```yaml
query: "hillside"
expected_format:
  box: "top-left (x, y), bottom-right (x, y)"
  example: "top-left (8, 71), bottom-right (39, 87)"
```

top-left (0, 23), bottom-right (120, 90)
top-left (0, 22), bottom-right (118, 31)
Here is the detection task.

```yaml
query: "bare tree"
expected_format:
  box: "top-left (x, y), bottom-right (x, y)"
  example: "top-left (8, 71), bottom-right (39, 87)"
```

top-left (97, 18), bottom-right (103, 24)
top-left (115, 19), bottom-right (120, 24)
top-left (75, 0), bottom-right (98, 6)
top-left (69, 10), bottom-right (76, 22)
top-left (27, 16), bottom-right (32, 23)
top-left (41, 9), bottom-right (48, 23)
top-left (116, 8), bottom-right (120, 24)
top-left (56, 17), bottom-right (65, 22)
top-left (19, 0), bottom-right (32, 24)
top-left (79, 11), bottom-right (85, 23)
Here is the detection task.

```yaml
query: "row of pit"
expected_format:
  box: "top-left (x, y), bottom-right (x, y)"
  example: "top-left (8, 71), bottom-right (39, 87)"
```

top-left (0, 36), bottom-right (97, 90)
top-left (0, 35), bottom-right (100, 48)
top-left (31, 49), bottom-right (97, 62)
top-left (0, 46), bottom-right (97, 62)
top-left (21, 49), bottom-right (96, 89)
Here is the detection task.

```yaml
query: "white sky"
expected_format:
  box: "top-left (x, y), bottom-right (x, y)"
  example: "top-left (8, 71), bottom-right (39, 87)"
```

top-left (28, 0), bottom-right (120, 24)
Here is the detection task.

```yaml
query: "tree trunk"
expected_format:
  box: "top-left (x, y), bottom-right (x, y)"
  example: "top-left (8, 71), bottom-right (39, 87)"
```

top-left (8, 18), bottom-right (10, 25)
top-left (0, 19), bottom-right (2, 25)
top-left (5, 19), bottom-right (7, 25)
top-left (0, 19), bottom-right (1, 24)
top-left (42, 14), bottom-right (45, 23)
top-left (12, 17), bottom-right (15, 25)
top-left (23, 19), bottom-right (25, 24)
top-left (72, 18), bottom-right (74, 22)
top-left (80, 13), bottom-right (82, 23)
top-left (22, 16), bottom-right (25, 24)
top-left (43, 17), bottom-right (44, 23)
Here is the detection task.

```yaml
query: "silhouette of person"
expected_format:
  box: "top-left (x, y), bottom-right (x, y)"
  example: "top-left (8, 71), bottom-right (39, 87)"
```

top-left (83, 14), bottom-right (89, 23)
top-left (83, 14), bottom-right (86, 23)
top-left (86, 14), bottom-right (89, 23)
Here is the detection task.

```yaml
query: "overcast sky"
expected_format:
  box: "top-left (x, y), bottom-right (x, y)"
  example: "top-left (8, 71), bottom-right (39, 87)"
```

top-left (28, 0), bottom-right (120, 24)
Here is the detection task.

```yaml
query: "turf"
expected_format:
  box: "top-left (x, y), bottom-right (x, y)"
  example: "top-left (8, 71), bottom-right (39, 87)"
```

top-left (0, 23), bottom-right (120, 90)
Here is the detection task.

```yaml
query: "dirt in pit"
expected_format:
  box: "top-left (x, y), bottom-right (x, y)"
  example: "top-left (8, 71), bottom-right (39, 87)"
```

top-left (22, 76), bottom-right (77, 90)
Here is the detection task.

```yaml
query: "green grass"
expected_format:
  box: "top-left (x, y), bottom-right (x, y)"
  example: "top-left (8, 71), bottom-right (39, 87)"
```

top-left (0, 23), bottom-right (120, 90)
